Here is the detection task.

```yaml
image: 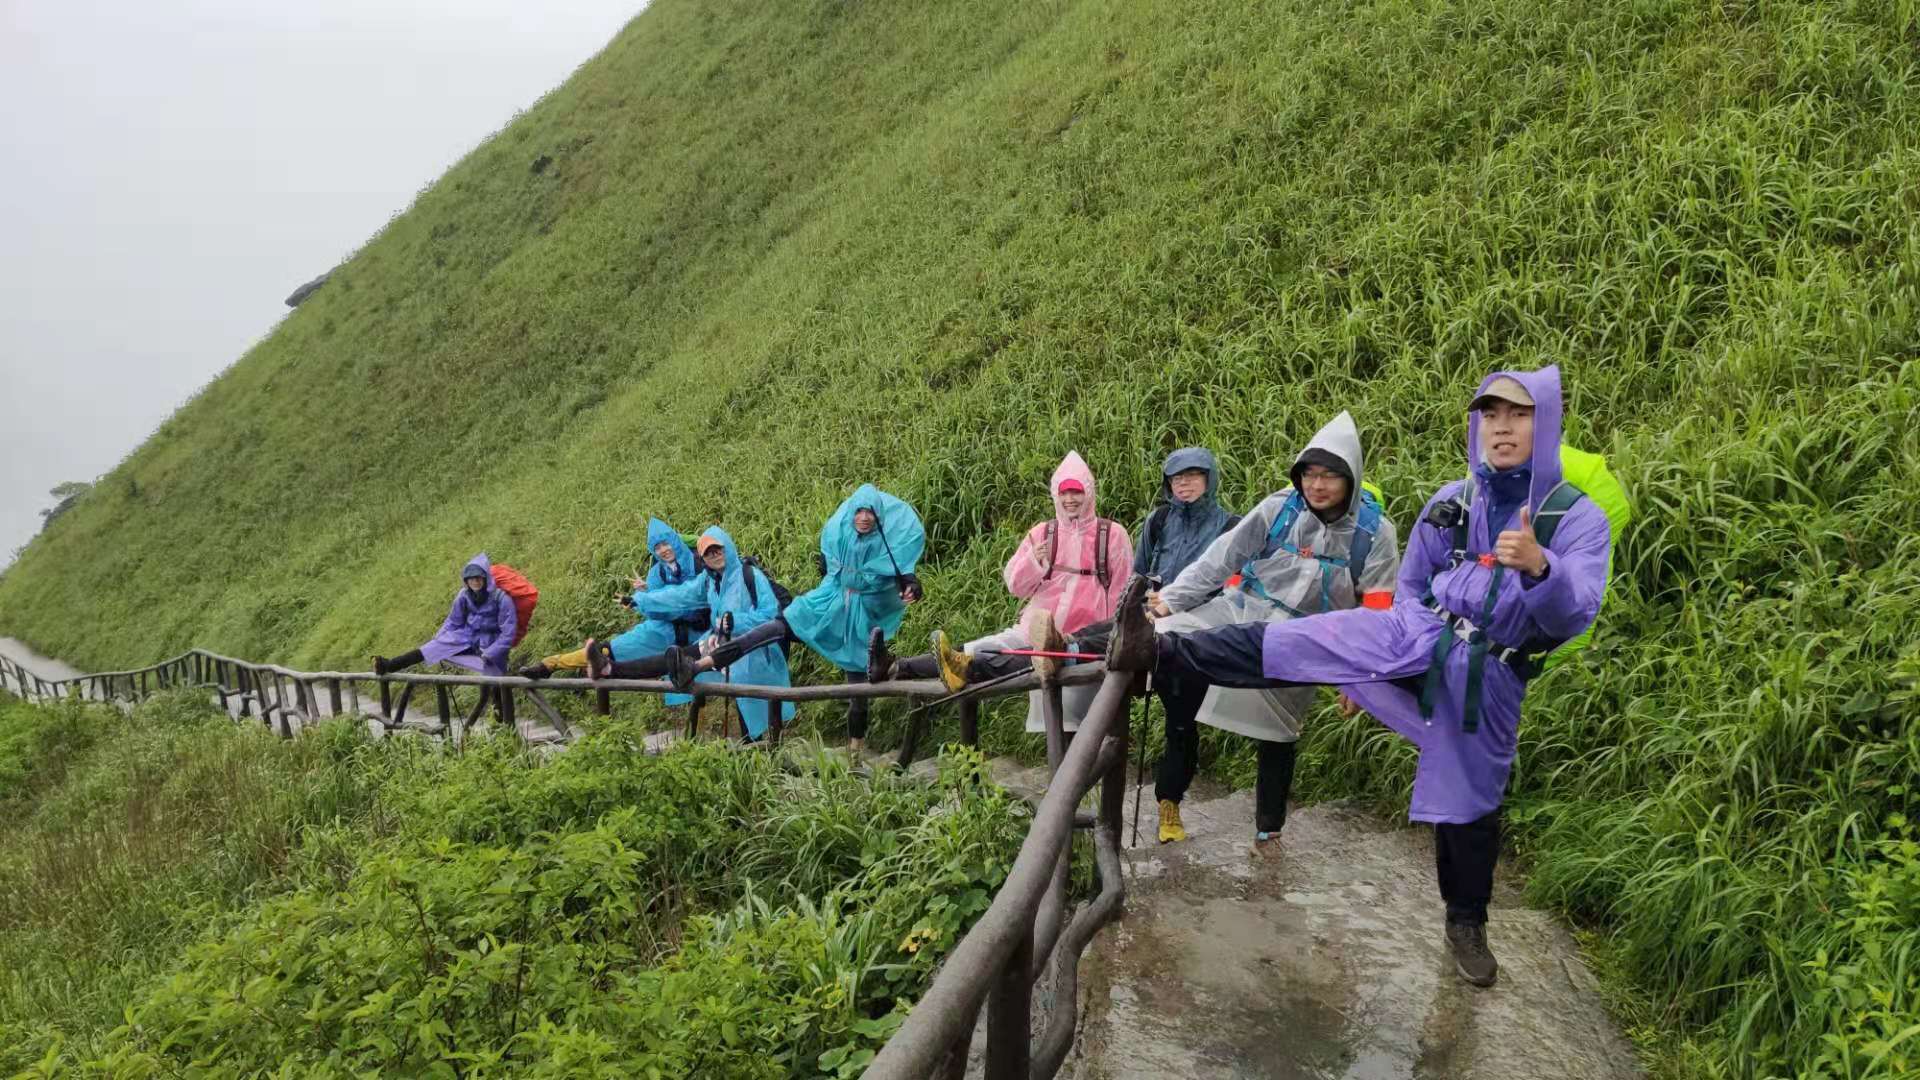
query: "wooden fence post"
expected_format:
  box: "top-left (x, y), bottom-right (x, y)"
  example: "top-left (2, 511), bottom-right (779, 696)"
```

top-left (983, 932), bottom-right (1034, 1080)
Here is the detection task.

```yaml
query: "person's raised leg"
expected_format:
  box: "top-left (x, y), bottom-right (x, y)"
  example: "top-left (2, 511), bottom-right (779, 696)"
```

top-left (603, 650), bottom-right (678, 680)
top-left (520, 647), bottom-right (588, 680)
top-left (373, 648), bottom-right (426, 676)
top-left (700, 618), bottom-right (790, 673)
top-left (1153, 622), bottom-right (1282, 690)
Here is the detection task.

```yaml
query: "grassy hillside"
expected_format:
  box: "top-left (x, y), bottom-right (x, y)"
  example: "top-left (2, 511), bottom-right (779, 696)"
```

top-left (3, 0), bottom-right (1918, 1073)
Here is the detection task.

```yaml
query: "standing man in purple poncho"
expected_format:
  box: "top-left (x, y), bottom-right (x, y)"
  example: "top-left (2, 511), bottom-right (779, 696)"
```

top-left (1123, 365), bottom-right (1611, 987)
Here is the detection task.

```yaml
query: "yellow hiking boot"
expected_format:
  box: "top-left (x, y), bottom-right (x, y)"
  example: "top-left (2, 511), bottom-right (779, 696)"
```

top-left (932, 630), bottom-right (972, 693)
top-left (1157, 799), bottom-right (1187, 844)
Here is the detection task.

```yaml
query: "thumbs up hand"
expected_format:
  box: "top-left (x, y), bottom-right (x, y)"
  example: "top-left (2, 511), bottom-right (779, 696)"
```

top-left (1495, 506), bottom-right (1548, 578)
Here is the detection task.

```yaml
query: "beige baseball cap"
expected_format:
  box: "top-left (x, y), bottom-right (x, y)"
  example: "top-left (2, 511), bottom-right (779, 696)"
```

top-left (1470, 375), bottom-right (1534, 410)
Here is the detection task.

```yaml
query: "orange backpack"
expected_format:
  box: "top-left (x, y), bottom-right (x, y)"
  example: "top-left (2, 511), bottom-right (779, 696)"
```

top-left (489, 564), bottom-right (539, 646)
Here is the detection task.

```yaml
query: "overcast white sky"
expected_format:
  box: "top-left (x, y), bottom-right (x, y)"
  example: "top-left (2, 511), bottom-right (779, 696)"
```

top-left (0, 0), bottom-right (642, 566)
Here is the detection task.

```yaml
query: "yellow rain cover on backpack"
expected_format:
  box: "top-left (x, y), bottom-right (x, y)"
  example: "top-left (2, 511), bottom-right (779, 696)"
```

top-left (1546, 444), bottom-right (1630, 667)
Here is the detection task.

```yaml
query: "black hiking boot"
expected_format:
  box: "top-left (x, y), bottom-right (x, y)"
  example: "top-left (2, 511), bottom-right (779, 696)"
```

top-left (665, 645), bottom-right (698, 691)
top-left (1105, 574), bottom-right (1157, 673)
top-left (1445, 920), bottom-right (1499, 987)
top-left (867, 627), bottom-right (895, 684)
top-left (583, 639), bottom-right (614, 680)
top-left (518, 662), bottom-right (553, 681)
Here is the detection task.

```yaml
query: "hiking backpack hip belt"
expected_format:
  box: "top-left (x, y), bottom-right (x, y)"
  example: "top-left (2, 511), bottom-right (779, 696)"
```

top-left (1420, 597), bottom-right (1541, 677)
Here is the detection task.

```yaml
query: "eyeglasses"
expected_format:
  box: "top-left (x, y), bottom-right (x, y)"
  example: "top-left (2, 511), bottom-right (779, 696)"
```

top-left (1299, 468), bottom-right (1345, 484)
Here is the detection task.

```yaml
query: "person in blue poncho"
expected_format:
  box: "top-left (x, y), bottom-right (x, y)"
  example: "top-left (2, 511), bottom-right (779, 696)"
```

top-left (588, 526), bottom-right (797, 741)
top-left (593, 486), bottom-right (925, 750)
top-left (520, 517), bottom-right (716, 708)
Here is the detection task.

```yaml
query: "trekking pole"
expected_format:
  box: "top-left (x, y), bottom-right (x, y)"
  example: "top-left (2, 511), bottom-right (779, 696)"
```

top-left (1130, 692), bottom-right (1154, 848)
top-left (903, 665), bottom-right (1034, 719)
top-left (977, 648), bottom-right (1105, 661)
top-left (715, 612), bottom-right (734, 741)
top-left (1128, 574), bottom-right (1163, 848)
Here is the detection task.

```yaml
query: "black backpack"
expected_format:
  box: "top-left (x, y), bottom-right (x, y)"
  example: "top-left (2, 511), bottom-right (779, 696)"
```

top-left (738, 555), bottom-right (796, 658)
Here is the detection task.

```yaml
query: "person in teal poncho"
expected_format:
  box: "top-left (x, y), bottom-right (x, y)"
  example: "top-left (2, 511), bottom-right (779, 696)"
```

top-left (592, 486), bottom-right (924, 750)
top-left (521, 517), bottom-right (715, 708)
top-left (592, 526), bottom-right (796, 741)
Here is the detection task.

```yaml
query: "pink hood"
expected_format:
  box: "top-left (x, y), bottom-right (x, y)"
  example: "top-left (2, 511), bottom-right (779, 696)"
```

top-left (1005, 451), bottom-right (1133, 637)
top-left (1049, 452), bottom-right (1098, 526)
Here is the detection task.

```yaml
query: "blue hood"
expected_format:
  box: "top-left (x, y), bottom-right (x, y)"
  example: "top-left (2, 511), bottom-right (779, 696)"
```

top-left (646, 517), bottom-right (695, 584)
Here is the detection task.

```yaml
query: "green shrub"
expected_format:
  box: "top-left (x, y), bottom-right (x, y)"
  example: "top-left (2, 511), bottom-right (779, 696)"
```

top-left (78, 737), bottom-right (1023, 1077)
top-left (0, 693), bottom-right (385, 1071)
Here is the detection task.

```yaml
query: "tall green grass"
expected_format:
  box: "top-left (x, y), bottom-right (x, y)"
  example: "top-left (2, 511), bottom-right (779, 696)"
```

top-left (0, 689), bottom-right (1027, 1077)
top-left (0, 692), bottom-right (384, 1070)
top-left (2, 0), bottom-right (1917, 1073)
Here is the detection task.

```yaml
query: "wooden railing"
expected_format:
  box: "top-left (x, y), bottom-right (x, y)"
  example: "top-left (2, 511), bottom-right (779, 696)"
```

top-left (0, 616), bottom-right (1148, 1078)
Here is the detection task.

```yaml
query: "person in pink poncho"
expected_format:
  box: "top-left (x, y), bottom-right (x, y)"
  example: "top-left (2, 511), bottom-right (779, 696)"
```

top-left (877, 452), bottom-right (1132, 730)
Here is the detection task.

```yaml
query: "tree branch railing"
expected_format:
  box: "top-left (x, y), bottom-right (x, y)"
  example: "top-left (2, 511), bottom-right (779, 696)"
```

top-left (0, 636), bottom-right (1143, 1078)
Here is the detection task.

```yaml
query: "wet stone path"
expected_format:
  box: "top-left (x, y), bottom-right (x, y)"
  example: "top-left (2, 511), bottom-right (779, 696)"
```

top-left (1056, 777), bottom-right (1644, 1080)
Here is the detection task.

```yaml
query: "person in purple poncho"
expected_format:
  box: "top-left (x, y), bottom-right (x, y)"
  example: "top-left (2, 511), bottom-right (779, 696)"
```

top-left (1128, 365), bottom-right (1610, 988)
top-left (372, 553), bottom-right (518, 678)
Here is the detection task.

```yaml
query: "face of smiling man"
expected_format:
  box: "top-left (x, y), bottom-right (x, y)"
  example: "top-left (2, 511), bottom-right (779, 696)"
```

top-left (1472, 374), bottom-right (1537, 472)
top-left (1478, 399), bottom-right (1533, 470)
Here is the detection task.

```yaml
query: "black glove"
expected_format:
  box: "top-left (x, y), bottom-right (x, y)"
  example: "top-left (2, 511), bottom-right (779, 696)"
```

top-left (898, 573), bottom-right (923, 603)
top-left (815, 551), bottom-right (829, 578)
top-left (618, 592), bottom-right (636, 609)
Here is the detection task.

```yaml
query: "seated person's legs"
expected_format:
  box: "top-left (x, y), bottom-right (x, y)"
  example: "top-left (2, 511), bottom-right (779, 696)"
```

top-left (373, 648), bottom-right (426, 675)
top-left (701, 617), bottom-right (790, 670)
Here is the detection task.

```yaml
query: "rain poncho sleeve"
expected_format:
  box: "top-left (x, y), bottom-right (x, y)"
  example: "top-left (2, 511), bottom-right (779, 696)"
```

top-left (1004, 528), bottom-right (1055, 600)
top-left (1161, 497), bottom-right (1290, 613)
top-left (635, 577), bottom-right (709, 621)
top-left (483, 597), bottom-right (516, 671)
top-left (432, 597), bottom-right (466, 645)
top-left (1513, 506), bottom-right (1610, 640)
top-left (783, 485), bottom-right (926, 672)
